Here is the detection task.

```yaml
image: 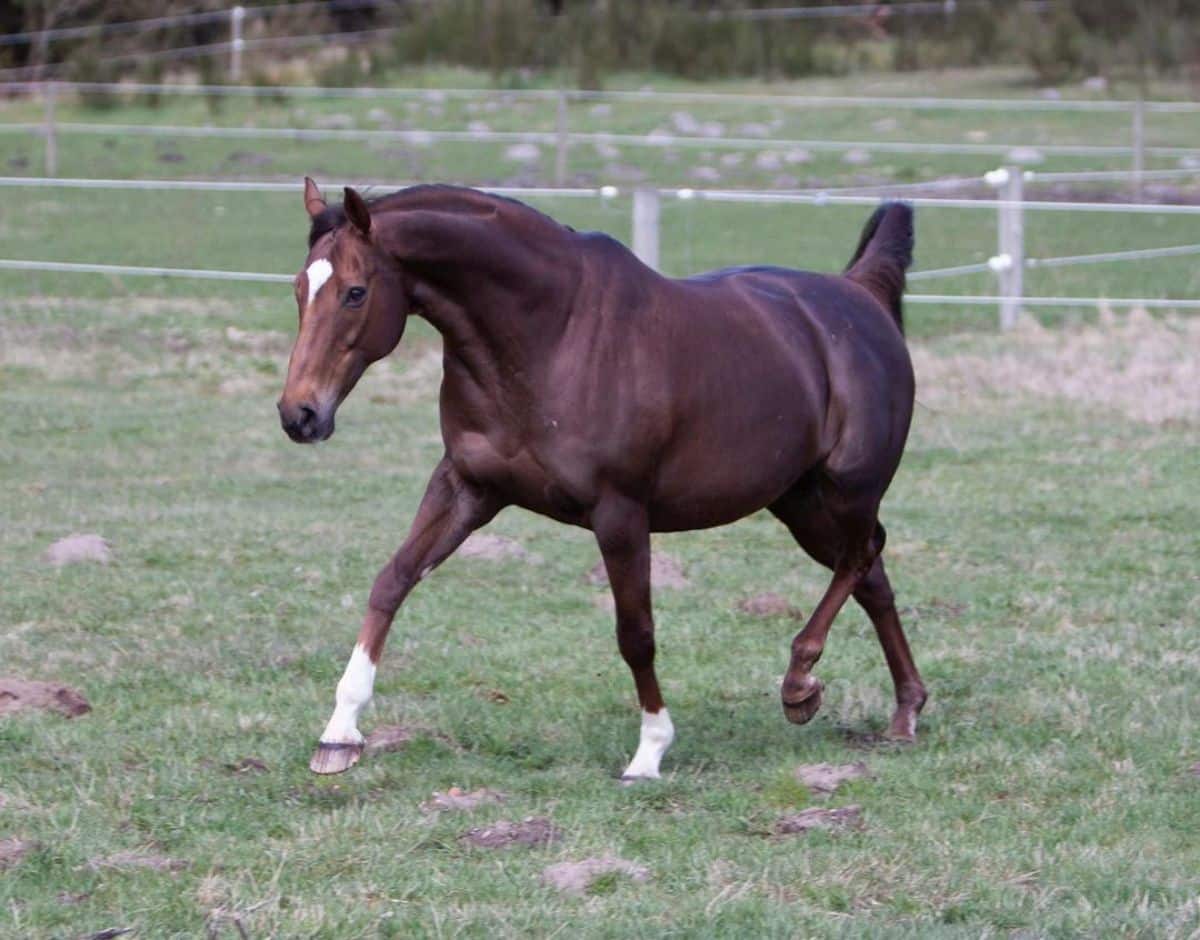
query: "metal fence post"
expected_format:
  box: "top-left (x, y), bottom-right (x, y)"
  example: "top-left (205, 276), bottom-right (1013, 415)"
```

top-left (230, 6), bottom-right (246, 81)
top-left (992, 166), bottom-right (1024, 330)
top-left (632, 188), bottom-right (660, 271)
top-left (554, 90), bottom-right (569, 186)
top-left (43, 81), bottom-right (57, 177)
top-left (1131, 96), bottom-right (1145, 201)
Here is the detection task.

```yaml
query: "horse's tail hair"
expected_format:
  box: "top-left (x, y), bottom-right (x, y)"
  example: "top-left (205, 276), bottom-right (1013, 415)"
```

top-left (843, 201), bottom-right (913, 335)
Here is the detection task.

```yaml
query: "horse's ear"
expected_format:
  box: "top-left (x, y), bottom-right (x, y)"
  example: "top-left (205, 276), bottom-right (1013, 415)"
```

top-left (343, 187), bottom-right (371, 238)
top-left (303, 177), bottom-right (327, 218)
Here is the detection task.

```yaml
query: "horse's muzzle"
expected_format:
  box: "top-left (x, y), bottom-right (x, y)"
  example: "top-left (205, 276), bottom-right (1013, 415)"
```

top-left (278, 399), bottom-right (334, 443)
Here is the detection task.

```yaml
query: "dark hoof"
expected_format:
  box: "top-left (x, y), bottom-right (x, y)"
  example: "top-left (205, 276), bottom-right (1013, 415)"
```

top-left (309, 741), bottom-right (363, 775)
top-left (782, 677), bottom-right (824, 725)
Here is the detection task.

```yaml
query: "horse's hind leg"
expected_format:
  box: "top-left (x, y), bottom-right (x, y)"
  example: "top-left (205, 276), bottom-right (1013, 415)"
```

top-left (591, 492), bottom-right (673, 781)
top-left (854, 557), bottom-right (927, 739)
top-left (769, 486), bottom-right (926, 739)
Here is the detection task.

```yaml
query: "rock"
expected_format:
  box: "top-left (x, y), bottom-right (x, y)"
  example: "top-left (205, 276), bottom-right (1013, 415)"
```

top-left (738, 122), bottom-right (771, 138)
top-left (842, 148), bottom-right (872, 166)
top-left (671, 111), bottom-right (700, 134)
top-left (720, 153), bottom-right (745, 168)
top-left (1082, 76), bottom-right (1108, 92)
top-left (367, 107), bottom-right (391, 124)
top-left (542, 855), bottom-right (650, 895)
top-left (593, 141), bottom-right (621, 160)
top-left (313, 113), bottom-right (355, 130)
top-left (590, 103), bottom-right (612, 117)
top-left (871, 117), bottom-right (898, 133)
top-left (784, 148), bottom-right (812, 165)
top-left (690, 166), bottom-right (721, 182)
top-left (467, 120), bottom-right (491, 135)
top-left (736, 593), bottom-right (798, 618)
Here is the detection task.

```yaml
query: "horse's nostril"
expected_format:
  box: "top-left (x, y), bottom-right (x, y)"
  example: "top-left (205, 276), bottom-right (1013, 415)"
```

top-left (298, 404), bottom-right (317, 428)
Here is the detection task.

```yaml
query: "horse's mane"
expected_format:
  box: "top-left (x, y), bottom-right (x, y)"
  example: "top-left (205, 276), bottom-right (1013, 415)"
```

top-left (308, 183), bottom-right (572, 248)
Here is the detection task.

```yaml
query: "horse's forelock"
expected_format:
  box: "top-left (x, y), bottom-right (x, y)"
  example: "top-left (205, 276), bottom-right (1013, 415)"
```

top-left (308, 205), bottom-right (347, 248)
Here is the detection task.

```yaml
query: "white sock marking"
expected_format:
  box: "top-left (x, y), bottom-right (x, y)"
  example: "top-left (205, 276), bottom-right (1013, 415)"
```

top-left (319, 643), bottom-right (375, 745)
top-left (305, 258), bottom-right (333, 306)
top-left (622, 708), bottom-right (674, 779)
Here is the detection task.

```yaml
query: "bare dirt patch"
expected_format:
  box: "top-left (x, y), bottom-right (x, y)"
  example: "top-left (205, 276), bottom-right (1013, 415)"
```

top-left (736, 592), bottom-right (800, 618)
top-left (460, 817), bottom-right (561, 849)
top-left (224, 757), bottom-right (269, 775)
top-left (0, 836), bottom-right (36, 870)
top-left (585, 552), bottom-right (689, 590)
top-left (420, 787), bottom-right (506, 814)
top-left (364, 725), bottom-right (414, 755)
top-left (541, 855), bottom-right (651, 896)
top-left (458, 533), bottom-right (543, 565)
top-left (44, 533), bottom-right (112, 567)
top-left (0, 678), bottom-right (91, 718)
top-left (1188, 761), bottom-right (1200, 779)
top-left (795, 762), bottom-right (871, 795)
top-left (912, 310), bottom-right (1200, 425)
top-left (774, 805), bottom-right (863, 836)
top-left (89, 850), bottom-right (187, 873)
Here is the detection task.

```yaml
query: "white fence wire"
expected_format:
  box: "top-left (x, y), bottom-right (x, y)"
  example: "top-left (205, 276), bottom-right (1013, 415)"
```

top-left (1, 171), bottom-right (1198, 326)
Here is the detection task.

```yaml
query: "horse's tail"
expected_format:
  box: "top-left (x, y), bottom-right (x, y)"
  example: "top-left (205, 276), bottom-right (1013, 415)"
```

top-left (843, 201), bottom-right (914, 336)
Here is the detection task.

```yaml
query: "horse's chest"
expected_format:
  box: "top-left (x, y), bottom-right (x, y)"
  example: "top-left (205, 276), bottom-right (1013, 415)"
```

top-left (446, 428), bottom-right (589, 524)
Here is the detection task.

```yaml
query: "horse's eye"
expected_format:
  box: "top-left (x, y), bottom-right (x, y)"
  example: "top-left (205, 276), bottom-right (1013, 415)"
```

top-left (345, 286), bottom-right (367, 306)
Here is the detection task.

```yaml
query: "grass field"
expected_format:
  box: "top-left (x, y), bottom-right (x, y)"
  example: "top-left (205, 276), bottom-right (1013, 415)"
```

top-left (2, 291), bottom-right (1198, 937)
top-left (2, 64), bottom-right (1199, 938)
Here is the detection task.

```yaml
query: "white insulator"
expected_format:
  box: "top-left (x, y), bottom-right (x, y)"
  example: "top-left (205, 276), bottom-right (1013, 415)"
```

top-left (676, 188), bottom-right (695, 200)
top-left (983, 168), bottom-right (1010, 188)
top-left (987, 253), bottom-right (1013, 272)
top-left (599, 185), bottom-right (618, 199)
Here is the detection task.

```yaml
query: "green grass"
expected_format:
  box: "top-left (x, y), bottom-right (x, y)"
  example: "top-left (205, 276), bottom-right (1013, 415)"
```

top-left (1, 288), bottom-right (1198, 937)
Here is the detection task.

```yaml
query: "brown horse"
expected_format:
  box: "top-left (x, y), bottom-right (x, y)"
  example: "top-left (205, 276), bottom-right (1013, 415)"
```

top-left (279, 179), bottom-right (926, 778)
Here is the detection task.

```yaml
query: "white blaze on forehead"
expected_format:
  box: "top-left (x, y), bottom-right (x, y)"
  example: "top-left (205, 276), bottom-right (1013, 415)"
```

top-left (305, 258), bottom-right (334, 306)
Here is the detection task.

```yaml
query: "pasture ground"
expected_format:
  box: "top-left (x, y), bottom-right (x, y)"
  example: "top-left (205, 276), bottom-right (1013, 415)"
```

top-left (1, 65), bottom-right (1198, 938)
top-left (1, 291), bottom-right (1197, 937)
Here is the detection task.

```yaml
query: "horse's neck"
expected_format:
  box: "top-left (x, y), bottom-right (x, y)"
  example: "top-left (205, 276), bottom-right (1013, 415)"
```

top-left (381, 206), bottom-right (578, 382)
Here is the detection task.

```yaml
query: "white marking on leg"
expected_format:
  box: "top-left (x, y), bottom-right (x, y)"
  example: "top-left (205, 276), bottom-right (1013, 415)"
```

top-left (622, 708), bottom-right (674, 779)
top-left (319, 643), bottom-right (375, 745)
top-left (305, 258), bottom-right (333, 306)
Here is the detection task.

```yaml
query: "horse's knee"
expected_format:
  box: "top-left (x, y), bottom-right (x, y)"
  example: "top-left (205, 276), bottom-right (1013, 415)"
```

top-left (616, 619), bottom-right (655, 668)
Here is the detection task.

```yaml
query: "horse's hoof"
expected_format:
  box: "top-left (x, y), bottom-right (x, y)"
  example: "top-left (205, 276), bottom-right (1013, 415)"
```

top-left (309, 741), bottom-right (364, 775)
top-left (619, 773), bottom-right (658, 786)
top-left (781, 677), bottom-right (824, 725)
top-left (886, 706), bottom-right (920, 742)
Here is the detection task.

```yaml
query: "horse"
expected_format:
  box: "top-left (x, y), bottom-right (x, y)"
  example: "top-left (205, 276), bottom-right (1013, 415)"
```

top-left (278, 178), bottom-right (926, 779)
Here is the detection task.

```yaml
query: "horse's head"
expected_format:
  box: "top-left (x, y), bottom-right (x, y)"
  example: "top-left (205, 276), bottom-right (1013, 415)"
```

top-left (278, 179), bottom-right (408, 443)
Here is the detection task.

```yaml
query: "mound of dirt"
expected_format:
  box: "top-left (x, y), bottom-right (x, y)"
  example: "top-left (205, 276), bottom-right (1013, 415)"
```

top-left (420, 787), bottom-right (506, 814)
top-left (541, 855), bottom-right (651, 895)
top-left (0, 836), bottom-right (35, 871)
top-left (458, 533), bottom-right (543, 565)
top-left (795, 762), bottom-right (871, 795)
top-left (0, 678), bottom-right (90, 718)
top-left (912, 310), bottom-right (1200, 426)
top-left (460, 817), bottom-right (560, 849)
top-left (774, 805), bottom-right (863, 836)
top-left (364, 725), bottom-right (414, 755)
top-left (44, 534), bottom-right (111, 567)
top-left (89, 850), bottom-right (187, 872)
top-left (585, 553), bottom-right (690, 590)
top-left (737, 593), bottom-right (800, 618)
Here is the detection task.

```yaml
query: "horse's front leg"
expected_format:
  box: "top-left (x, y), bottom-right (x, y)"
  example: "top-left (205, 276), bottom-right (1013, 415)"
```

top-left (592, 493), bottom-right (674, 781)
top-left (310, 458), bottom-right (498, 774)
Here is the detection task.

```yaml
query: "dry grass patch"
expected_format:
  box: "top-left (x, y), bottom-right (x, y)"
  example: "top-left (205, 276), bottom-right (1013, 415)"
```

top-left (912, 310), bottom-right (1200, 425)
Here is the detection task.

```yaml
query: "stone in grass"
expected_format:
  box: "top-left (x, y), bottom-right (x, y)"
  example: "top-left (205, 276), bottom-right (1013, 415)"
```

top-left (0, 836), bottom-right (35, 871)
top-left (0, 678), bottom-right (90, 718)
top-left (794, 762), bottom-right (871, 795)
top-left (585, 553), bottom-right (689, 590)
top-left (44, 533), bottom-right (111, 567)
top-left (774, 805), bottom-right (863, 836)
top-left (504, 143), bottom-right (541, 163)
top-left (420, 787), bottom-right (506, 814)
top-left (542, 855), bottom-right (651, 896)
top-left (460, 817), bottom-right (560, 849)
top-left (842, 148), bottom-right (872, 166)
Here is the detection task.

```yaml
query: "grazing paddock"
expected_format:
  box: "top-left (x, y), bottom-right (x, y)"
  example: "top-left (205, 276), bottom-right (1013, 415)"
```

top-left (1, 285), bottom-right (1197, 935)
